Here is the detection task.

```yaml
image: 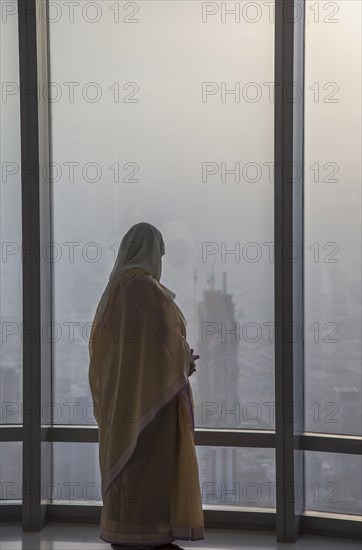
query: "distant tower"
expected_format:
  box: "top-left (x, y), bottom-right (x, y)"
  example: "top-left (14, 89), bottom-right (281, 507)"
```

top-left (196, 269), bottom-right (239, 504)
top-left (207, 257), bottom-right (216, 291)
top-left (222, 271), bottom-right (227, 294)
top-left (196, 269), bottom-right (238, 423)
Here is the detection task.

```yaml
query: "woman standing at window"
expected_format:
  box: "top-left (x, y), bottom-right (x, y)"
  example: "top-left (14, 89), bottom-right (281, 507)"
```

top-left (89, 222), bottom-right (204, 550)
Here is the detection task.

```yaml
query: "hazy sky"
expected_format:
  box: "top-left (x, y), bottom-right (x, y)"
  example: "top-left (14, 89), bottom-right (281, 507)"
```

top-left (0, 1), bottom-right (360, 434)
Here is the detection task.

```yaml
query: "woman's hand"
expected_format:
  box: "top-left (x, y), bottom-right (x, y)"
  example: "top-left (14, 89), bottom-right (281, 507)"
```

top-left (188, 348), bottom-right (200, 377)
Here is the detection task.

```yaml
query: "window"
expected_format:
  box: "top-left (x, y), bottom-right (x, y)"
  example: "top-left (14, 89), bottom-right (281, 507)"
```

top-left (305, 452), bottom-right (362, 516)
top-left (0, 442), bottom-right (22, 502)
top-left (49, 0), bottom-right (275, 429)
top-left (0, 0), bottom-right (22, 425)
top-left (197, 447), bottom-right (276, 509)
top-left (2, 0), bottom-right (361, 541)
top-left (304, 0), bottom-right (362, 436)
top-left (53, 443), bottom-right (101, 503)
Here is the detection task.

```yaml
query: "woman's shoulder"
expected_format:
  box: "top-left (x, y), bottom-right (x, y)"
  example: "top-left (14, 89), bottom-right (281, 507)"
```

top-left (122, 271), bottom-right (164, 297)
top-left (121, 274), bottom-right (174, 318)
top-left (124, 271), bottom-right (156, 287)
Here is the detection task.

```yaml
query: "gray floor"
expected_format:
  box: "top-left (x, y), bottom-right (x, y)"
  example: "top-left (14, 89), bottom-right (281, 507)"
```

top-left (0, 524), bottom-right (361, 550)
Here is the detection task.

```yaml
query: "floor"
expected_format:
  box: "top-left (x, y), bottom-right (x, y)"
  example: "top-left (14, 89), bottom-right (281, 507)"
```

top-left (0, 524), bottom-right (360, 550)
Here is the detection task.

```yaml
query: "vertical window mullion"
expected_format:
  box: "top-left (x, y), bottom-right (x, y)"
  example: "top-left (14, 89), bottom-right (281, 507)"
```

top-left (274, 0), bottom-right (305, 542)
top-left (18, 0), bottom-right (52, 531)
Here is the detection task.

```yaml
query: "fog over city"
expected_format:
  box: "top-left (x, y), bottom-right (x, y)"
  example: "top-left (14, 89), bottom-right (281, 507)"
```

top-left (1, 1), bottom-right (360, 514)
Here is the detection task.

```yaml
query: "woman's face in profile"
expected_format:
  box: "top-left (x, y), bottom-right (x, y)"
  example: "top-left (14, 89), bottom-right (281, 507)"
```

top-left (159, 238), bottom-right (165, 278)
top-left (160, 238), bottom-right (166, 257)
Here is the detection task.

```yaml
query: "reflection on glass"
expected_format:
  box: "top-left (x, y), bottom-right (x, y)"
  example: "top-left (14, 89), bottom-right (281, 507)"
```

top-left (0, 0), bottom-right (22, 425)
top-left (304, 0), bottom-right (362, 435)
top-left (305, 451), bottom-right (362, 516)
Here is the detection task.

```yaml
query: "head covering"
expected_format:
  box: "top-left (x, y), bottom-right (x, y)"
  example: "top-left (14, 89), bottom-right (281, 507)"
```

top-left (109, 221), bottom-right (165, 282)
top-left (97, 222), bottom-right (175, 319)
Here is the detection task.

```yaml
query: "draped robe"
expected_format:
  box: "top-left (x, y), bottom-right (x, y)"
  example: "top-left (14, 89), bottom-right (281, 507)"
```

top-left (88, 268), bottom-right (204, 545)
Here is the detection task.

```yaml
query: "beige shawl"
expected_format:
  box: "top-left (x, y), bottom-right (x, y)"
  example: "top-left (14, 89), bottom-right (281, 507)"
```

top-left (88, 267), bottom-right (204, 542)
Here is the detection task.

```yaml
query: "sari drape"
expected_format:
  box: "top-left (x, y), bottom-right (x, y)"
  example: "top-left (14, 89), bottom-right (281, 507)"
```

top-left (88, 267), bottom-right (204, 545)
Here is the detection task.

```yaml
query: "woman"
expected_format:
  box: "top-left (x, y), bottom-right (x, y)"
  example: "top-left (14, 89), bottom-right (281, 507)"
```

top-left (88, 222), bottom-right (205, 550)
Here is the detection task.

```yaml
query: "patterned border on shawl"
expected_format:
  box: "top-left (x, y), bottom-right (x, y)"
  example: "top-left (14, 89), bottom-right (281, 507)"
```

top-left (100, 525), bottom-right (205, 546)
top-left (179, 381), bottom-right (196, 434)
top-left (102, 374), bottom-right (189, 499)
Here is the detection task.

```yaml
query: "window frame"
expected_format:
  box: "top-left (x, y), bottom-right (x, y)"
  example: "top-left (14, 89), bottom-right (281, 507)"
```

top-left (0, 0), bottom-right (361, 542)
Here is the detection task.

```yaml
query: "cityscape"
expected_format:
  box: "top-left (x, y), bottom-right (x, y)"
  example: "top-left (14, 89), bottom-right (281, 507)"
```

top-left (1, 247), bottom-right (361, 514)
top-left (0, 0), bottom-right (361, 523)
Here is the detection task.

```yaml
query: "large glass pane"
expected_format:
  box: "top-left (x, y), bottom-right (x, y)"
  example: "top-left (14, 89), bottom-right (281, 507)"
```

top-left (197, 447), bottom-right (275, 509)
top-left (49, 1), bottom-right (274, 427)
top-left (52, 443), bottom-right (101, 503)
top-left (0, 442), bottom-right (22, 501)
top-left (305, 451), bottom-right (362, 516)
top-left (0, 0), bottom-right (22, 425)
top-left (304, 0), bottom-right (362, 435)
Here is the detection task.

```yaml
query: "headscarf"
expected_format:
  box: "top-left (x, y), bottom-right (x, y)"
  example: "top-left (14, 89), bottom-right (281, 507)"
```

top-left (110, 221), bottom-right (165, 282)
top-left (97, 222), bottom-right (176, 319)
